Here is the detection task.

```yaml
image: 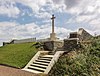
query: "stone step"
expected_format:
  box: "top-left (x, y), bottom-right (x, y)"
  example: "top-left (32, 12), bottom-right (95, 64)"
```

top-left (38, 58), bottom-right (52, 61)
top-left (33, 62), bottom-right (49, 66)
top-left (30, 64), bottom-right (47, 69)
top-left (38, 56), bottom-right (52, 59)
top-left (42, 55), bottom-right (54, 58)
top-left (35, 59), bottom-right (50, 63)
top-left (28, 66), bottom-right (45, 72)
top-left (23, 68), bottom-right (43, 73)
top-left (39, 56), bottom-right (53, 59)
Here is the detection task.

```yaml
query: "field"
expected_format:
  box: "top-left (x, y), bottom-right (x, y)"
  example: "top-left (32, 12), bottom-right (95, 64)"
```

top-left (0, 42), bottom-right (37, 68)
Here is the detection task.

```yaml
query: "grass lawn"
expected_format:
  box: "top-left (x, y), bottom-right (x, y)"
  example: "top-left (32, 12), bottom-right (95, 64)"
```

top-left (0, 42), bottom-right (37, 68)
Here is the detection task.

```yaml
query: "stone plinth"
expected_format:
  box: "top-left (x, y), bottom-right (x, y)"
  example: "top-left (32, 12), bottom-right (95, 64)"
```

top-left (43, 41), bottom-right (63, 51)
top-left (50, 33), bottom-right (56, 41)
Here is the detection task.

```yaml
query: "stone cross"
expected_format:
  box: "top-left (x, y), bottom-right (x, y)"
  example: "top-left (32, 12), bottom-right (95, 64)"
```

top-left (51, 14), bottom-right (56, 34)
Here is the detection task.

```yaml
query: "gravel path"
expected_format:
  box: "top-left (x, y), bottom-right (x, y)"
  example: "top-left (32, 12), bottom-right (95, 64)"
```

top-left (0, 65), bottom-right (40, 76)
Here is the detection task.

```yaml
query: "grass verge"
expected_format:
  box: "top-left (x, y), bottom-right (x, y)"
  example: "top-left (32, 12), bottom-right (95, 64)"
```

top-left (0, 42), bottom-right (37, 68)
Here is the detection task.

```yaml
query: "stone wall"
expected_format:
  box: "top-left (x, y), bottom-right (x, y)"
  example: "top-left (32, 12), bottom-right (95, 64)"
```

top-left (3, 38), bottom-right (36, 46)
top-left (78, 28), bottom-right (93, 41)
top-left (36, 38), bottom-right (50, 42)
top-left (64, 38), bottom-right (79, 51)
top-left (68, 28), bottom-right (93, 41)
top-left (3, 42), bottom-right (10, 46)
top-left (11, 38), bottom-right (36, 44)
top-left (64, 28), bottom-right (93, 51)
top-left (43, 41), bottom-right (63, 51)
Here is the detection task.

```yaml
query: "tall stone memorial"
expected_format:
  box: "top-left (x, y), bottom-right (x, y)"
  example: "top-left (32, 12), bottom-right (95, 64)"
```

top-left (43, 15), bottom-right (63, 51)
top-left (50, 14), bottom-right (56, 41)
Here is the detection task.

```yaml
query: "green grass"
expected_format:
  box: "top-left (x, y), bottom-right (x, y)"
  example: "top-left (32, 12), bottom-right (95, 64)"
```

top-left (0, 42), bottom-right (37, 68)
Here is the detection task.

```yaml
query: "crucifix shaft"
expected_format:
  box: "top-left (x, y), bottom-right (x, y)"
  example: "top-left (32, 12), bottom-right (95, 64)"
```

top-left (51, 14), bottom-right (56, 33)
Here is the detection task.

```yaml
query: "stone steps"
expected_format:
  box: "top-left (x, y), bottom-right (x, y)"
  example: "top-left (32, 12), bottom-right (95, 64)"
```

top-left (38, 58), bottom-right (51, 61)
top-left (23, 54), bottom-right (53, 73)
top-left (35, 60), bottom-right (51, 63)
top-left (30, 64), bottom-right (47, 69)
top-left (33, 62), bottom-right (48, 66)
top-left (24, 68), bottom-right (43, 73)
top-left (42, 55), bottom-right (54, 57)
top-left (22, 51), bottom-right (64, 74)
top-left (28, 66), bottom-right (45, 72)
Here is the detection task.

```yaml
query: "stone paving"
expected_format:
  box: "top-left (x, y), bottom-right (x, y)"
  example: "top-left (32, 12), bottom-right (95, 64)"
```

top-left (0, 65), bottom-right (40, 76)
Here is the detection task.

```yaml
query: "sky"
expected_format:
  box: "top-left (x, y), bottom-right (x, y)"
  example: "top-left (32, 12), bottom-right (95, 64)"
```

top-left (0, 0), bottom-right (100, 46)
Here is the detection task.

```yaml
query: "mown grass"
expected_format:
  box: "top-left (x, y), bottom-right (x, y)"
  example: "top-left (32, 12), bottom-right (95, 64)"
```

top-left (0, 42), bottom-right (37, 68)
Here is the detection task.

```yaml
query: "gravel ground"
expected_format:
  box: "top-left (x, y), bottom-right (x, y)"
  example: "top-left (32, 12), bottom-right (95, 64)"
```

top-left (0, 65), bottom-right (40, 76)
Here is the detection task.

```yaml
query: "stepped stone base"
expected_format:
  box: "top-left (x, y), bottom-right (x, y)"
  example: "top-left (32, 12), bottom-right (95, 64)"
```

top-left (50, 33), bottom-right (56, 41)
top-left (43, 40), bottom-right (63, 51)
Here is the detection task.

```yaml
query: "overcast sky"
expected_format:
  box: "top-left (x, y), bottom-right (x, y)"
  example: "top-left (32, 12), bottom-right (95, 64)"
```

top-left (0, 0), bottom-right (100, 46)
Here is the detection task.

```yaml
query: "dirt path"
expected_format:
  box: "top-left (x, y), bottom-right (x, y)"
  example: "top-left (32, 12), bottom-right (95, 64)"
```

top-left (0, 65), bottom-right (40, 76)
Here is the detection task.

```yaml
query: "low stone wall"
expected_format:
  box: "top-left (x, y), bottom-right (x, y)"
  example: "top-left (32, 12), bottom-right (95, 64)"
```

top-left (3, 38), bottom-right (36, 46)
top-left (64, 38), bottom-right (79, 51)
top-left (78, 28), bottom-right (93, 41)
top-left (43, 41), bottom-right (63, 51)
top-left (3, 42), bottom-right (10, 46)
top-left (12, 38), bottom-right (36, 44)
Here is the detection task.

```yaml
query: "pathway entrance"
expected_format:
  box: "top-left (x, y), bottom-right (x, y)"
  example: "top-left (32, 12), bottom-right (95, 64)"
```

top-left (0, 65), bottom-right (40, 76)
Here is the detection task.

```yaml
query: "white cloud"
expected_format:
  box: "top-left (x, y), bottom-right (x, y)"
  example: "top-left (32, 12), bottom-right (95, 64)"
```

top-left (0, 21), bottom-right (72, 46)
top-left (14, 0), bottom-right (47, 13)
top-left (0, 0), bottom-right (20, 18)
top-left (0, 0), bottom-right (100, 46)
top-left (34, 12), bottom-right (51, 19)
top-left (75, 15), bottom-right (97, 23)
top-left (62, 0), bottom-right (100, 31)
top-left (0, 0), bottom-right (65, 18)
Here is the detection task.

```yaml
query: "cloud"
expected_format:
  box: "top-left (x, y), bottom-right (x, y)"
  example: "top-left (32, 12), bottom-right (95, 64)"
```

top-left (76, 15), bottom-right (97, 23)
top-left (0, 0), bottom-right (65, 19)
top-left (0, 0), bottom-right (20, 18)
top-left (0, 0), bottom-right (100, 46)
top-left (0, 21), bottom-right (98, 46)
top-left (64, 0), bottom-right (81, 9)
top-left (61, 0), bottom-right (100, 31)
top-left (15, 0), bottom-right (47, 13)
top-left (0, 21), bottom-right (72, 46)
top-left (34, 12), bottom-right (51, 19)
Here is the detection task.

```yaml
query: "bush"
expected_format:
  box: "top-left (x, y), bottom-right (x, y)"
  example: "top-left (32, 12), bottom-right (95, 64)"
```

top-left (49, 57), bottom-right (66, 76)
top-left (49, 39), bottom-right (100, 76)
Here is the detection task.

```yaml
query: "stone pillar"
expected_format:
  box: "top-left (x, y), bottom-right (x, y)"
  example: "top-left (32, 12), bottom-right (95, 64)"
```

top-left (50, 14), bottom-right (56, 41)
top-left (51, 14), bottom-right (55, 33)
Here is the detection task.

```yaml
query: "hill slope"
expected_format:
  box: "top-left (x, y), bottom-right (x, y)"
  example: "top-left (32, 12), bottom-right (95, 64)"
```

top-left (49, 38), bottom-right (100, 76)
top-left (0, 42), bottom-right (37, 68)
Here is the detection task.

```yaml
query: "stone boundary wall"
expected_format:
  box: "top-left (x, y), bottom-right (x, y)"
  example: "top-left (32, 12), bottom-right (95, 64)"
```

top-left (78, 28), bottom-right (93, 41)
top-left (64, 38), bottom-right (79, 51)
top-left (3, 38), bottom-right (36, 46)
top-left (36, 38), bottom-right (50, 42)
top-left (11, 38), bottom-right (36, 44)
top-left (43, 41), bottom-right (63, 51)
